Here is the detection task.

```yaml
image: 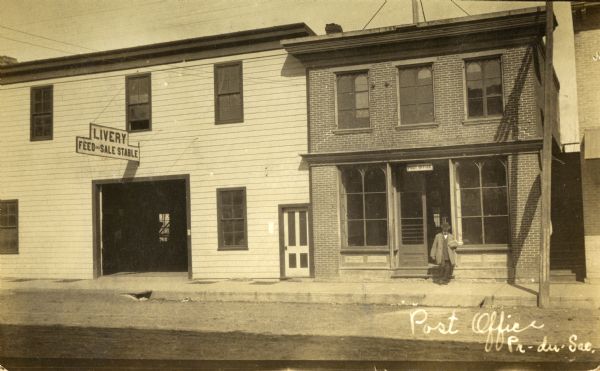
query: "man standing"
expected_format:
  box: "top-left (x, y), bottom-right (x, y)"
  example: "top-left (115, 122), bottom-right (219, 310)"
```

top-left (430, 222), bottom-right (459, 284)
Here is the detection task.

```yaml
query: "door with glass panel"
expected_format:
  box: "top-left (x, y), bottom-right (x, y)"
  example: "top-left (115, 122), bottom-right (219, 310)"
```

top-left (282, 207), bottom-right (310, 277)
top-left (397, 168), bottom-right (428, 267)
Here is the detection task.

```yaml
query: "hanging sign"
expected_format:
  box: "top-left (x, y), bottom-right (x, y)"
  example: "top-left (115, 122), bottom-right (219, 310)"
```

top-left (406, 163), bottom-right (433, 172)
top-left (76, 123), bottom-right (140, 163)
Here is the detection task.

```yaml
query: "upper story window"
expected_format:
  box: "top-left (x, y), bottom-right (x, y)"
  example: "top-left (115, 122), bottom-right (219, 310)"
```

top-left (341, 167), bottom-right (387, 248)
top-left (0, 200), bottom-right (18, 254)
top-left (30, 85), bottom-right (53, 141)
top-left (465, 57), bottom-right (503, 118)
top-left (455, 158), bottom-right (508, 246)
top-left (217, 187), bottom-right (248, 250)
top-left (336, 71), bottom-right (370, 129)
top-left (126, 74), bottom-right (151, 132)
top-left (215, 61), bottom-right (243, 124)
top-left (399, 65), bottom-right (434, 125)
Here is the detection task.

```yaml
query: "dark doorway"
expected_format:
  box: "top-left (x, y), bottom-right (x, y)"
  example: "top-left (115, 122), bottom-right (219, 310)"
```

top-left (424, 161), bottom-right (451, 255)
top-left (101, 179), bottom-right (188, 275)
top-left (394, 161), bottom-right (451, 276)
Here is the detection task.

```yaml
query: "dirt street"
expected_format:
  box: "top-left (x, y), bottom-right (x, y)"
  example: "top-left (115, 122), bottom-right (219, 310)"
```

top-left (0, 291), bottom-right (598, 369)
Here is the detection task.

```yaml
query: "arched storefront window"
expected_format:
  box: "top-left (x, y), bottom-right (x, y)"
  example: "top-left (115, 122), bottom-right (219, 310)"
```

top-left (455, 158), bottom-right (508, 245)
top-left (341, 166), bottom-right (387, 247)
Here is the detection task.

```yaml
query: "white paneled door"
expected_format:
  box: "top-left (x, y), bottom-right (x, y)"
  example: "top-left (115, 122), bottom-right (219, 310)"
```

top-left (283, 208), bottom-right (310, 277)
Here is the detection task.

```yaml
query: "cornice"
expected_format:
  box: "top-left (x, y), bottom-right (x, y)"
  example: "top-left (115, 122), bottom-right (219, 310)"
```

top-left (301, 140), bottom-right (543, 166)
top-left (0, 23), bottom-right (315, 85)
top-left (282, 8), bottom-right (548, 57)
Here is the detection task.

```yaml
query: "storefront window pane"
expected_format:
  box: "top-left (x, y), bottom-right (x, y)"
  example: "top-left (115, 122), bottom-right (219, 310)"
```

top-left (483, 188), bottom-right (507, 216)
top-left (342, 166), bottom-right (387, 248)
top-left (481, 159), bottom-right (506, 186)
top-left (455, 157), bottom-right (509, 245)
top-left (342, 168), bottom-right (362, 193)
top-left (457, 161), bottom-right (480, 188)
top-left (348, 220), bottom-right (365, 246)
top-left (366, 220), bottom-right (387, 246)
top-left (460, 189), bottom-right (481, 216)
top-left (347, 194), bottom-right (364, 219)
top-left (365, 194), bottom-right (387, 219)
top-left (484, 216), bottom-right (508, 244)
top-left (462, 217), bottom-right (483, 244)
top-left (364, 168), bottom-right (386, 192)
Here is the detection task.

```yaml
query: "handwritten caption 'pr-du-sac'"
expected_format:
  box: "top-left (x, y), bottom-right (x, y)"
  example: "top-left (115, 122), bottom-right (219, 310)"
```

top-left (409, 309), bottom-right (596, 354)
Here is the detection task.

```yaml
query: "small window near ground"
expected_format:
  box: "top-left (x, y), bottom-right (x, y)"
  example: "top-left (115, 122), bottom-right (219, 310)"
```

top-left (0, 200), bottom-right (18, 254)
top-left (336, 71), bottom-right (370, 129)
top-left (158, 213), bottom-right (170, 243)
top-left (217, 188), bottom-right (247, 250)
top-left (126, 74), bottom-right (151, 132)
top-left (399, 65), bottom-right (434, 125)
top-left (215, 62), bottom-right (243, 124)
top-left (31, 86), bottom-right (53, 141)
top-left (465, 57), bottom-right (503, 118)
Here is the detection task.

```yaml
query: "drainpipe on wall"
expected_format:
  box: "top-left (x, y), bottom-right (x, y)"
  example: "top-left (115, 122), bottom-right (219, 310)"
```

top-left (539, 2), bottom-right (555, 308)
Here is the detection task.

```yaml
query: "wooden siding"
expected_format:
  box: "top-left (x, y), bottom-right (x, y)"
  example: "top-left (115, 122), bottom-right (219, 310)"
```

top-left (0, 50), bottom-right (309, 279)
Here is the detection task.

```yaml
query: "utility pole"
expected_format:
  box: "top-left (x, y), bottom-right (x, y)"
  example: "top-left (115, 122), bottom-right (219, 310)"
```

top-left (412, 0), bottom-right (419, 24)
top-left (539, 1), bottom-right (554, 308)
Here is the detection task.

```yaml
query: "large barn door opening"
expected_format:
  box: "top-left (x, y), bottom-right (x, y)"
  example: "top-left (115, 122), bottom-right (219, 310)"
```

top-left (100, 179), bottom-right (188, 275)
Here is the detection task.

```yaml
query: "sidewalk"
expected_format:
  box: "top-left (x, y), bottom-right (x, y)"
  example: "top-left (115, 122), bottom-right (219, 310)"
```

top-left (1, 273), bottom-right (598, 308)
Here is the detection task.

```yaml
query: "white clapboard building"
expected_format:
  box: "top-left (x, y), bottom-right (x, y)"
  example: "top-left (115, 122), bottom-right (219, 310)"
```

top-left (0, 24), bottom-right (315, 280)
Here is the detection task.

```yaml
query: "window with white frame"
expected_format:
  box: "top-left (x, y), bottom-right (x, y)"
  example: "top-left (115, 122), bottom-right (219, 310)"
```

top-left (454, 158), bottom-right (508, 245)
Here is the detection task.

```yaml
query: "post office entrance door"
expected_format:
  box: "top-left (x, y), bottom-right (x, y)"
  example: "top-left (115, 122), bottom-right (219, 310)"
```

top-left (282, 207), bottom-right (310, 277)
top-left (397, 169), bottom-right (428, 267)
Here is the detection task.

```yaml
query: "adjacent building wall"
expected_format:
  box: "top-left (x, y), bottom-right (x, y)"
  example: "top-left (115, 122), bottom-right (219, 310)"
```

top-left (573, 5), bottom-right (600, 283)
top-left (0, 50), bottom-right (309, 279)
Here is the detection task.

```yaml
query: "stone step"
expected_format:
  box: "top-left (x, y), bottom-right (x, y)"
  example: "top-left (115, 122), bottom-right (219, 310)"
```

top-left (550, 269), bottom-right (578, 283)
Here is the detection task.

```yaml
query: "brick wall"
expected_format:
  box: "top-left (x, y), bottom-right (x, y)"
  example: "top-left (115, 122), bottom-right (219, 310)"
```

top-left (308, 45), bottom-right (540, 154)
top-left (508, 152), bottom-right (542, 283)
top-left (310, 165), bottom-right (340, 278)
top-left (574, 7), bottom-right (600, 282)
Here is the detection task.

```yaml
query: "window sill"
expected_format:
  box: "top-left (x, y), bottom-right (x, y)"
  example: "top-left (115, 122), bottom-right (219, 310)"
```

top-left (30, 137), bottom-right (53, 142)
top-left (128, 129), bottom-right (152, 133)
top-left (395, 122), bottom-right (438, 131)
top-left (218, 246), bottom-right (249, 251)
top-left (216, 119), bottom-right (244, 125)
top-left (332, 127), bottom-right (372, 135)
top-left (462, 116), bottom-right (503, 126)
top-left (340, 247), bottom-right (389, 254)
top-left (456, 244), bottom-right (509, 253)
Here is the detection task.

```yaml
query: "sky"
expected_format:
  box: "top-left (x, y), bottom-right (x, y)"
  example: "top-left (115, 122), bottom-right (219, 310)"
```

top-left (0, 0), bottom-right (579, 144)
top-left (0, 0), bottom-right (551, 62)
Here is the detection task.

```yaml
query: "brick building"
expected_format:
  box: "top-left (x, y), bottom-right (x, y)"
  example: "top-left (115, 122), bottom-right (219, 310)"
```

top-left (573, 2), bottom-right (600, 283)
top-left (283, 8), bottom-right (559, 282)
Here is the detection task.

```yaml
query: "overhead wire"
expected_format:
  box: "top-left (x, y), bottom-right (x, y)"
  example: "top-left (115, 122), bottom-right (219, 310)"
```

top-left (0, 35), bottom-right (73, 55)
top-left (362, 0), bottom-right (387, 30)
top-left (8, 0), bottom-right (166, 28)
top-left (420, 0), bottom-right (427, 22)
top-left (450, 0), bottom-right (470, 16)
top-left (0, 24), bottom-right (98, 52)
